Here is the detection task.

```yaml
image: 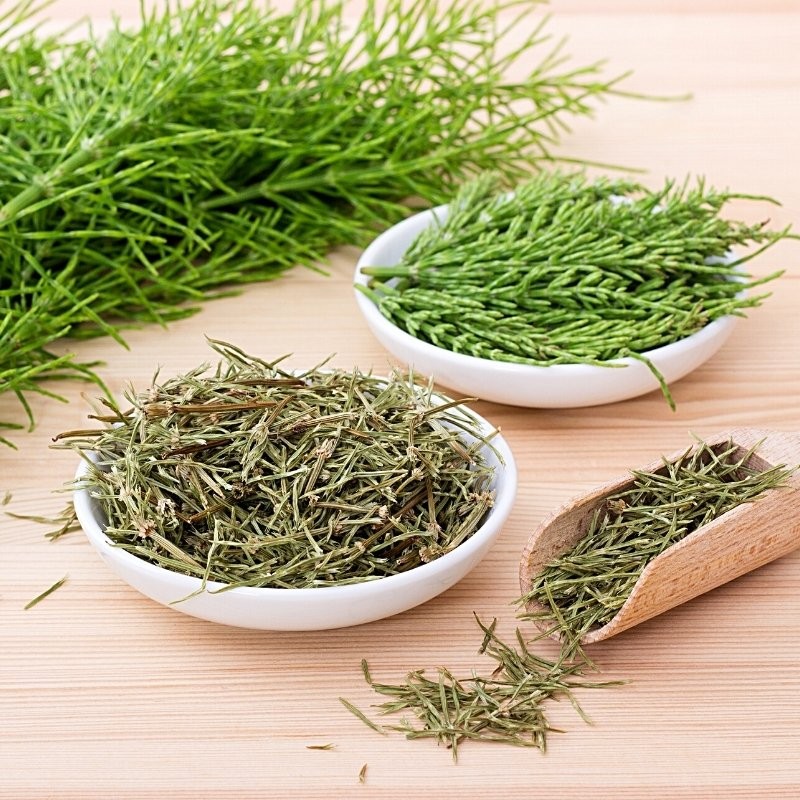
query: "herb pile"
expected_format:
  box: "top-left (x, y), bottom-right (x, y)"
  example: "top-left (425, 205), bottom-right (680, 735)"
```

top-left (518, 438), bottom-right (794, 656)
top-left (0, 0), bottom-right (629, 442)
top-left (344, 437), bottom-right (791, 757)
top-left (358, 172), bottom-right (790, 406)
top-left (56, 341), bottom-right (498, 588)
top-left (343, 616), bottom-right (620, 761)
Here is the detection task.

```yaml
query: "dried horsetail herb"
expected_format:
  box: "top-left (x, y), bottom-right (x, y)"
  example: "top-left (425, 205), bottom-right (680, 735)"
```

top-left (0, 0), bottom-right (638, 443)
top-left (342, 616), bottom-right (621, 761)
top-left (518, 438), bottom-right (795, 657)
top-left (358, 172), bottom-right (794, 408)
top-left (343, 437), bottom-right (792, 759)
top-left (24, 574), bottom-right (69, 610)
top-left (6, 503), bottom-right (80, 541)
top-left (54, 340), bottom-right (499, 588)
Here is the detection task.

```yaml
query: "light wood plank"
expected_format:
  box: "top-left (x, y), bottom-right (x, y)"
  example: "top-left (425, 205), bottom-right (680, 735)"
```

top-left (1, 4), bottom-right (799, 798)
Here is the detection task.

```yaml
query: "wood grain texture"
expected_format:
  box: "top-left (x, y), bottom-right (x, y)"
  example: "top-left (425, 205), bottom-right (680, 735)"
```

top-left (1, 3), bottom-right (800, 799)
top-left (39, 0), bottom-right (800, 14)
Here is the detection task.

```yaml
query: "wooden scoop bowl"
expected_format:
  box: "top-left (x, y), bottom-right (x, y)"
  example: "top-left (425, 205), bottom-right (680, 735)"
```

top-left (519, 428), bottom-right (800, 646)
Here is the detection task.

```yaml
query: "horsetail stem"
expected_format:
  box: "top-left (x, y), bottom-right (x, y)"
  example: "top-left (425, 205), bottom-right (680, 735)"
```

top-left (360, 172), bottom-right (793, 406)
top-left (55, 340), bottom-right (500, 589)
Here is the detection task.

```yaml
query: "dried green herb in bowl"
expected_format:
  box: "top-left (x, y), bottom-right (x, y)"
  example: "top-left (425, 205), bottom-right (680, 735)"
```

top-left (355, 172), bottom-right (794, 408)
top-left (58, 340), bottom-right (516, 630)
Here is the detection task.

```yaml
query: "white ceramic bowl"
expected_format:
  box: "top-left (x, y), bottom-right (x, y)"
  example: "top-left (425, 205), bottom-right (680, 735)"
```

top-left (72, 406), bottom-right (517, 630)
top-left (354, 205), bottom-right (740, 408)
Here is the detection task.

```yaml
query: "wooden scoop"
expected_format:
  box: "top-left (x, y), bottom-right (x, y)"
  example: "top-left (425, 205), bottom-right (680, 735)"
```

top-left (519, 428), bottom-right (800, 646)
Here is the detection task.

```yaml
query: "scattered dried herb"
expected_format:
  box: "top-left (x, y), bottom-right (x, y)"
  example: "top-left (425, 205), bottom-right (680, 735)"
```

top-left (344, 437), bottom-right (793, 758)
top-left (358, 763), bottom-right (368, 784)
top-left (55, 340), bottom-right (498, 588)
top-left (7, 503), bottom-right (80, 541)
top-left (343, 616), bottom-right (620, 761)
top-left (0, 0), bottom-right (633, 443)
top-left (518, 438), bottom-right (794, 656)
top-left (306, 744), bottom-right (336, 751)
top-left (358, 172), bottom-right (793, 408)
top-left (24, 574), bottom-right (68, 610)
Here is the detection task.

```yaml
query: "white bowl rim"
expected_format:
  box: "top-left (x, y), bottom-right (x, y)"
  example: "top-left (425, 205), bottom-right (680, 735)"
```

top-left (353, 202), bottom-right (741, 379)
top-left (72, 394), bottom-right (517, 600)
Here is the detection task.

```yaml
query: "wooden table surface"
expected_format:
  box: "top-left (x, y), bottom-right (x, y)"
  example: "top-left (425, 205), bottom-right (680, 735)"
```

top-left (2, 3), bottom-right (799, 798)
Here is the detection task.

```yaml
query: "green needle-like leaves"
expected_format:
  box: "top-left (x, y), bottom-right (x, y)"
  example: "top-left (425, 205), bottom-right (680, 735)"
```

top-left (358, 172), bottom-right (792, 407)
top-left (0, 0), bottom-right (631, 441)
top-left (518, 438), bottom-right (795, 657)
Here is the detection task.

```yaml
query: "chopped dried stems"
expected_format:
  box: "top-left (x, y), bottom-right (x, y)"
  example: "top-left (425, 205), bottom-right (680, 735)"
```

top-left (518, 438), bottom-right (795, 657)
top-left (55, 340), bottom-right (499, 589)
top-left (344, 614), bottom-right (622, 761)
top-left (24, 574), bottom-right (68, 610)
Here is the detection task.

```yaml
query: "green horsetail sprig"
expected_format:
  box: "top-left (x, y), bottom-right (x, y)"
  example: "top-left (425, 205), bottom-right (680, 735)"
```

top-left (55, 340), bottom-right (499, 588)
top-left (358, 172), bottom-right (792, 406)
top-left (518, 438), bottom-right (795, 657)
top-left (0, 0), bottom-right (634, 443)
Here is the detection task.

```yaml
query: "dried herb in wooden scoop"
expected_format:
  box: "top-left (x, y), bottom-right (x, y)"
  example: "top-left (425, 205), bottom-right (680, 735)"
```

top-left (518, 428), bottom-right (800, 657)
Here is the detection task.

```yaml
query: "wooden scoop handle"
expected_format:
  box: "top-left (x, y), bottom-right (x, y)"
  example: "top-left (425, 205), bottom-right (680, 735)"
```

top-left (519, 428), bottom-right (800, 645)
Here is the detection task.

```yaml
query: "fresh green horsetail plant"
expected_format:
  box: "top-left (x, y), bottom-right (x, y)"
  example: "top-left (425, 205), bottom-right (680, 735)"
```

top-left (0, 0), bottom-right (634, 443)
top-left (357, 172), bottom-right (792, 407)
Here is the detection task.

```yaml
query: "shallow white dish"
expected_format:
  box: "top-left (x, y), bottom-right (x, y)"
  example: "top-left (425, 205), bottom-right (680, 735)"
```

top-left (354, 204), bottom-right (740, 408)
top-left (72, 405), bottom-right (517, 631)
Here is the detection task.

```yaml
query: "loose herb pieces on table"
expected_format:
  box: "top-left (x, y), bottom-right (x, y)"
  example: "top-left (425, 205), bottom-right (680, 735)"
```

top-left (24, 575), bottom-right (69, 610)
top-left (358, 172), bottom-right (791, 406)
top-left (7, 504), bottom-right (80, 541)
top-left (343, 616), bottom-right (620, 761)
top-left (0, 0), bottom-right (631, 441)
top-left (518, 438), bottom-right (794, 656)
top-left (55, 341), bottom-right (498, 588)
top-left (345, 437), bottom-right (791, 758)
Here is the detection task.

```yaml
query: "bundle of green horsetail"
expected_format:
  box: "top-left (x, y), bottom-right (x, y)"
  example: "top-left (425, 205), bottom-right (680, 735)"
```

top-left (518, 438), bottom-right (794, 656)
top-left (342, 615), bottom-right (621, 761)
top-left (357, 172), bottom-right (792, 405)
top-left (55, 341), bottom-right (498, 588)
top-left (0, 0), bottom-right (632, 443)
